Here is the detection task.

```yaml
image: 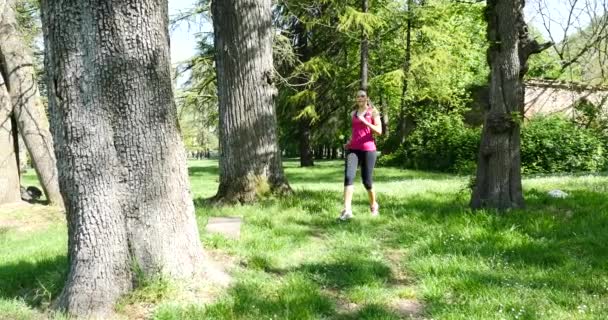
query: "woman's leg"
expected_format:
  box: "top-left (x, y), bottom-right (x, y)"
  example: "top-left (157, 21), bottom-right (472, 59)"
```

top-left (361, 151), bottom-right (378, 213)
top-left (342, 150), bottom-right (358, 216)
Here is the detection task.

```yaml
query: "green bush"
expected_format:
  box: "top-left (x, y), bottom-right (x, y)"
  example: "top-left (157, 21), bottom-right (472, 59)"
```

top-left (521, 115), bottom-right (606, 173)
top-left (379, 113), bottom-right (481, 174)
top-left (379, 114), bottom-right (606, 174)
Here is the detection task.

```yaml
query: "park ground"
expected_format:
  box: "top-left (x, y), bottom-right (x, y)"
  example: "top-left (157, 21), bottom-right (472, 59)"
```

top-left (1, 160), bottom-right (607, 319)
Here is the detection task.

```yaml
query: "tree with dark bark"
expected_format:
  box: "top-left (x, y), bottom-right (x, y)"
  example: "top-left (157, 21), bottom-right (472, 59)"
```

top-left (0, 0), bottom-right (62, 205)
top-left (41, 0), bottom-right (224, 317)
top-left (211, 0), bottom-right (291, 203)
top-left (471, 0), bottom-right (552, 210)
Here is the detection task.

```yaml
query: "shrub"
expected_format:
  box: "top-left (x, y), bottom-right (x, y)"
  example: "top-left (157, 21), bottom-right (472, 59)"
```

top-left (380, 114), bottom-right (606, 174)
top-left (521, 115), bottom-right (606, 173)
top-left (378, 113), bottom-right (480, 174)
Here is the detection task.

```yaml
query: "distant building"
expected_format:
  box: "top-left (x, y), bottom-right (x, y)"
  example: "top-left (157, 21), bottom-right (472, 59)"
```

top-left (466, 80), bottom-right (608, 126)
top-left (524, 79), bottom-right (608, 118)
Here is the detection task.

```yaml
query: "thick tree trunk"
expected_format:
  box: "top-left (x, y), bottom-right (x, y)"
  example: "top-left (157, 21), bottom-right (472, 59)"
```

top-left (0, 72), bottom-right (20, 204)
top-left (42, 0), bottom-right (211, 317)
top-left (211, 0), bottom-right (291, 203)
top-left (471, 0), bottom-right (551, 210)
top-left (0, 1), bottom-right (62, 206)
top-left (360, 0), bottom-right (369, 91)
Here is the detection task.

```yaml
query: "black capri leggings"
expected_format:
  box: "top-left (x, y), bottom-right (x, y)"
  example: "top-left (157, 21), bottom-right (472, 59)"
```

top-left (344, 149), bottom-right (377, 190)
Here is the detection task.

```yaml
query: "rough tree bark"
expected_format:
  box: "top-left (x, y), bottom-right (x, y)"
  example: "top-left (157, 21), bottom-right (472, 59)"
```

top-left (211, 0), bottom-right (291, 203)
top-left (41, 0), bottom-right (219, 317)
top-left (0, 0), bottom-right (62, 205)
top-left (471, 0), bottom-right (551, 210)
top-left (0, 71), bottom-right (20, 204)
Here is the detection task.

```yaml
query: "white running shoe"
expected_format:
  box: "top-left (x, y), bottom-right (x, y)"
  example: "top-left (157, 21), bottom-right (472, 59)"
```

top-left (338, 209), bottom-right (353, 221)
top-left (370, 202), bottom-right (379, 217)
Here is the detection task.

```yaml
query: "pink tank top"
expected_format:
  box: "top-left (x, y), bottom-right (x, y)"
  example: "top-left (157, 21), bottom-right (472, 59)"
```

top-left (348, 108), bottom-right (376, 151)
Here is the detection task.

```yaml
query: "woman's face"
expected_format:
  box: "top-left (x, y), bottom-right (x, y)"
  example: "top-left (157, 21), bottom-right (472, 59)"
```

top-left (356, 92), bottom-right (367, 106)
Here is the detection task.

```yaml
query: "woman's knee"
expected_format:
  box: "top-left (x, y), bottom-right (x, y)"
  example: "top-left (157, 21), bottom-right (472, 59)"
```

top-left (362, 180), bottom-right (373, 190)
top-left (344, 175), bottom-right (355, 186)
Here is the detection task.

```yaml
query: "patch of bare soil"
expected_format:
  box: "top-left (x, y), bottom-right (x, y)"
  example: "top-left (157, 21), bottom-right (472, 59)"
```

top-left (0, 202), bottom-right (64, 233)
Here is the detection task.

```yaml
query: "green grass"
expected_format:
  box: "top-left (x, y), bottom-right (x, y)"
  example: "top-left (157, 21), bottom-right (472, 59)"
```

top-left (2, 159), bottom-right (608, 319)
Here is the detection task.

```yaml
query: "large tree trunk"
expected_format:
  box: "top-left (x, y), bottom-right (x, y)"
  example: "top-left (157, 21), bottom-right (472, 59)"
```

top-left (0, 1), bottom-right (62, 205)
top-left (41, 0), bottom-right (213, 317)
top-left (211, 0), bottom-right (291, 203)
top-left (471, 0), bottom-right (551, 210)
top-left (0, 72), bottom-right (20, 204)
top-left (360, 0), bottom-right (369, 91)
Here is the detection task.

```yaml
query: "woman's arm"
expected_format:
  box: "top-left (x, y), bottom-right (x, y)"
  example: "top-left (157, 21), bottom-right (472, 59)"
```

top-left (357, 109), bottom-right (382, 135)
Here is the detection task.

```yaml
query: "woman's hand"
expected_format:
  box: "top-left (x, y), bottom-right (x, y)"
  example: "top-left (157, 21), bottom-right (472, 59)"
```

top-left (358, 111), bottom-right (382, 135)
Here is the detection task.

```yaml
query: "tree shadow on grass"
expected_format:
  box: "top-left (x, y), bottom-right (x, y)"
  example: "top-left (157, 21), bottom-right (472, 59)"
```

top-left (334, 304), bottom-right (403, 320)
top-left (201, 260), bottom-right (403, 320)
top-left (293, 256), bottom-right (394, 290)
top-left (201, 275), bottom-right (335, 319)
top-left (0, 255), bottom-right (67, 308)
top-left (190, 175), bottom-right (608, 318)
top-left (285, 167), bottom-right (456, 186)
top-left (270, 187), bottom-right (608, 309)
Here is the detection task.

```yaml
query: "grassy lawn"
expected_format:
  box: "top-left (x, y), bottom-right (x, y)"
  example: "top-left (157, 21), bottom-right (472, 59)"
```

top-left (1, 159), bottom-right (608, 319)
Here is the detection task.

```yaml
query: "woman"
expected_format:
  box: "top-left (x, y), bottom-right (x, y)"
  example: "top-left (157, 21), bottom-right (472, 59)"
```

top-left (339, 90), bottom-right (382, 221)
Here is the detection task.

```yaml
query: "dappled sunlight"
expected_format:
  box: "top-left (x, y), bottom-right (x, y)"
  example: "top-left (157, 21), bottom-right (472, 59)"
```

top-left (3, 159), bottom-right (608, 318)
top-left (190, 160), bottom-right (608, 319)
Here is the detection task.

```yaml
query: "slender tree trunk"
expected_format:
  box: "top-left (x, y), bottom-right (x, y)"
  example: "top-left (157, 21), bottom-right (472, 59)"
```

top-left (315, 145), bottom-right (324, 160)
top-left (360, 0), bottom-right (369, 91)
top-left (42, 1), bottom-right (214, 317)
top-left (376, 50), bottom-right (389, 140)
top-left (383, 0), bottom-right (413, 154)
top-left (397, 0), bottom-right (413, 143)
top-left (292, 20), bottom-right (315, 167)
top-left (0, 72), bottom-right (20, 204)
top-left (299, 119), bottom-right (314, 166)
top-left (211, 0), bottom-right (291, 203)
top-left (471, 0), bottom-right (551, 210)
top-left (0, 1), bottom-right (62, 205)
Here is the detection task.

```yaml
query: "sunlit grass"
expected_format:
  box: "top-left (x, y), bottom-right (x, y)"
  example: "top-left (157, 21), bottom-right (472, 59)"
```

top-left (2, 159), bottom-right (607, 319)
